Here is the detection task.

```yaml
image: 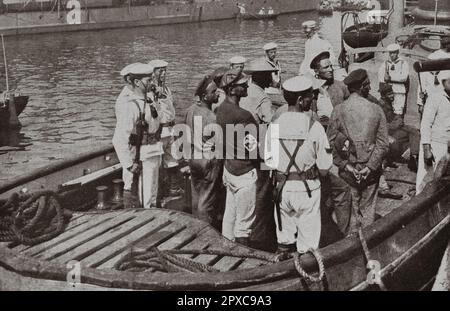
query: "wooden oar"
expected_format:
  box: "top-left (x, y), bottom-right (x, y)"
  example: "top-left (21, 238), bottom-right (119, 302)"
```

top-left (1, 34), bottom-right (9, 92)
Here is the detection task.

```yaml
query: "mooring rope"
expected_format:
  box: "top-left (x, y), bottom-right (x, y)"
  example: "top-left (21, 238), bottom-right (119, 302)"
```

top-left (0, 191), bottom-right (71, 246)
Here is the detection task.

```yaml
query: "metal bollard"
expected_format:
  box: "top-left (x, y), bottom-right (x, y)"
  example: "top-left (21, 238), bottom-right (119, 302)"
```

top-left (96, 185), bottom-right (109, 210)
top-left (111, 179), bottom-right (124, 204)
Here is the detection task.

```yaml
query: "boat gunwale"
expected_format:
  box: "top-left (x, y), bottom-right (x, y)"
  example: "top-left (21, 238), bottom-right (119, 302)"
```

top-left (0, 145), bottom-right (449, 289)
top-left (0, 145), bottom-right (116, 195)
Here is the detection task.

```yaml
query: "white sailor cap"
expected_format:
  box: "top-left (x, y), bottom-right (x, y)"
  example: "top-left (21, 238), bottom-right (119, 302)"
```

top-left (387, 43), bottom-right (401, 52)
top-left (428, 49), bottom-right (450, 60)
top-left (312, 76), bottom-right (326, 90)
top-left (229, 56), bottom-right (247, 64)
top-left (245, 58), bottom-right (278, 72)
top-left (148, 59), bottom-right (168, 68)
top-left (120, 62), bottom-right (154, 76)
top-left (282, 75), bottom-right (313, 93)
top-left (302, 20), bottom-right (317, 28)
top-left (439, 70), bottom-right (450, 82)
top-left (263, 42), bottom-right (278, 51)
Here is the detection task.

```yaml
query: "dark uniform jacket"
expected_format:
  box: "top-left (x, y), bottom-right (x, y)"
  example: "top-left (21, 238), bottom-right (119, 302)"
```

top-left (327, 93), bottom-right (389, 173)
top-left (216, 96), bottom-right (260, 176)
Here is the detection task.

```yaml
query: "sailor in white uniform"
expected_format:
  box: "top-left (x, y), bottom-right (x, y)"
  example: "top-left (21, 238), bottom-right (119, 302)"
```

top-left (417, 49), bottom-right (450, 115)
top-left (112, 63), bottom-right (163, 209)
top-left (416, 70), bottom-right (450, 194)
top-left (263, 42), bottom-right (282, 94)
top-left (148, 59), bottom-right (182, 197)
top-left (299, 20), bottom-right (337, 77)
top-left (265, 75), bottom-right (332, 253)
top-left (377, 43), bottom-right (410, 116)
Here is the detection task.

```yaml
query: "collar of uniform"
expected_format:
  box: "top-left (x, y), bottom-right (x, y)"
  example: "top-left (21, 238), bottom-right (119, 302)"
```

top-left (266, 58), bottom-right (279, 68)
top-left (127, 88), bottom-right (146, 102)
top-left (387, 58), bottom-right (402, 64)
top-left (250, 82), bottom-right (265, 94)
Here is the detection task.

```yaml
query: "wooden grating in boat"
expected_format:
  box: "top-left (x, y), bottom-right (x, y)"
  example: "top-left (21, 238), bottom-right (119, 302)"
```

top-left (6, 209), bottom-right (272, 273)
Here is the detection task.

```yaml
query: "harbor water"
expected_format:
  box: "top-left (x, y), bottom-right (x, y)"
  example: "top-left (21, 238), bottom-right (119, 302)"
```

top-left (0, 11), bottom-right (343, 182)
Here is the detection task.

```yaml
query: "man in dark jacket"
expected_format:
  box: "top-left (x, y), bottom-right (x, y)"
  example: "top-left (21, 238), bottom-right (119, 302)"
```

top-left (327, 69), bottom-right (389, 233)
top-left (216, 68), bottom-right (276, 251)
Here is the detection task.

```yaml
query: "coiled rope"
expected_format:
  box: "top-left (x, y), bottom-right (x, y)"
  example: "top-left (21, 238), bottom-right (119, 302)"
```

top-left (116, 246), bottom-right (282, 273)
top-left (0, 191), bottom-right (71, 246)
top-left (293, 248), bottom-right (326, 283)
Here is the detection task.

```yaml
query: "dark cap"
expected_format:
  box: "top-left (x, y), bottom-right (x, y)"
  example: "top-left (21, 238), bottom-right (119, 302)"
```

top-left (220, 68), bottom-right (250, 89)
top-left (211, 66), bottom-right (229, 87)
top-left (310, 51), bottom-right (331, 69)
top-left (343, 69), bottom-right (368, 87)
top-left (379, 83), bottom-right (393, 96)
top-left (194, 74), bottom-right (214, 97)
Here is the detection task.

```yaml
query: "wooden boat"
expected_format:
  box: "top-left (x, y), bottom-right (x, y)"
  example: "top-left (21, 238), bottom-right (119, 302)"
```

top-left (342, 23), bottom-right (388, 49)
top-left (0, 143), bottom-right (449, 290)
top-left (0, 95), bottom-right (29, 117)
top-left (339, 11), bottom-right (390, 66)
top-left (0, 95), bottom-right (29, 147)
top-left (318, 6), bottom-right (333, 16)
top-left (240, 12), bottom-right (279, 20)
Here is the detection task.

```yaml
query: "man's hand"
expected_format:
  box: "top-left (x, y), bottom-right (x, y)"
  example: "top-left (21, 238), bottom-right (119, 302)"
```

top-left (423, 144), bottom-right (434, 166)
top-left (358, 167), bottom-right (371, 180)
top-left (418, 105), bottom-right (424, 115)
top-left (346, 164), bottom-right (361, 183)
top-left (419, 91), bottom-right (427, 105)
top-left (128, 162), bottom-right (141, 175)
top-left (384, 73), bottom-right (391, 83)
top-left (0, 91), bottom-right (11, 103)
top-left (388, 135), bottom-right (395, 144)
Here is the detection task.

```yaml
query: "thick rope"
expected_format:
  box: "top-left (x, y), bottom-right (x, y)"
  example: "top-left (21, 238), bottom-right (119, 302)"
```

top-left (358, 227), bottom-right (388, 291)
top-left (293, 248), bottom-right (326, 283)
top-left (116, 247), bottom-right (222, 273)
top-left (0, 191), bottom-right (71, 246)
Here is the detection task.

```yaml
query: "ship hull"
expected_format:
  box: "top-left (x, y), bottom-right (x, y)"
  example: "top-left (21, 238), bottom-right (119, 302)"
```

top-left (0, 0), bottom-right (318, 36)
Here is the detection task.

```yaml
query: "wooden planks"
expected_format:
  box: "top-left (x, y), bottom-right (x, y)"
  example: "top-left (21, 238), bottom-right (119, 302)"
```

top-left (52, 210), bottom-right (158, 264)
top-left (237, 258), bottom-right (269, 270)
top-left (12, 213), bottom-right (93, 253)
top-left (98, 211), bottom-right (210, 269)
top-left (98, 220), bottom-right (186, 269)
top-left (21, 211), bottom-right (128, 257)
top-left (35, 211), bottom-right (137, 261)
top-left (81, 210), bottom-right (172, 268)
top-left (178, 227), bottom-right (222, 266)
top-left (156, 213), bottom-right (210, 251)
top-left (61, 164), bottom-right (122, 188)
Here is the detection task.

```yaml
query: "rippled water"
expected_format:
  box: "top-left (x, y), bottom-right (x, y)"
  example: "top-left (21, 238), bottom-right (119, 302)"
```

top-left (1, 11), bottom-right (343, 179)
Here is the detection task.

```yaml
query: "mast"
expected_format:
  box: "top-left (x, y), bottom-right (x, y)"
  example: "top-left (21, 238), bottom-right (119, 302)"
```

top-left (388, 0), bottom-right (404, 33)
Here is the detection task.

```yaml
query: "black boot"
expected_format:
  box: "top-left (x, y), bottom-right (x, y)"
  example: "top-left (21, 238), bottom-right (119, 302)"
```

top-left (275, 243), bottom-right (296, 261)
top-left (408, 155), bottom-right (418, 172)
top-left (235, 237), bottom-right (250, 247)
top-left (167, 166), bottom-right (184, 197)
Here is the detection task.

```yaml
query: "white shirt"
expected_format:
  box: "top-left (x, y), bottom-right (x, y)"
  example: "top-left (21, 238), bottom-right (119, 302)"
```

top-left (377, 57), bottom-right (409, 94)
top-left (421, 91), bottom-right (450, 145)
top-left (299, 33), bottom-right (337, 76)
top-left (112, 86), bottom-right (161, 168)
top-left (148, 85), bottom-right (175, 138)
top-left (316, 87), bottom-right (334, 119)
top-left (264, 111), bottom-right (332, 192)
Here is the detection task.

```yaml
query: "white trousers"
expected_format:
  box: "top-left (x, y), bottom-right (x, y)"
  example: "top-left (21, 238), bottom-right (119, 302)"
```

top-left (122, 155), bottom-right (161, 209)
top-left (416, 141), bottom-right (448, 194)
top-left (393, 93), bottom-right (406, 115)
top-left (222, 167), bottom-right (257, 240)
top-left (275, 184), bottom-right (321, 253)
